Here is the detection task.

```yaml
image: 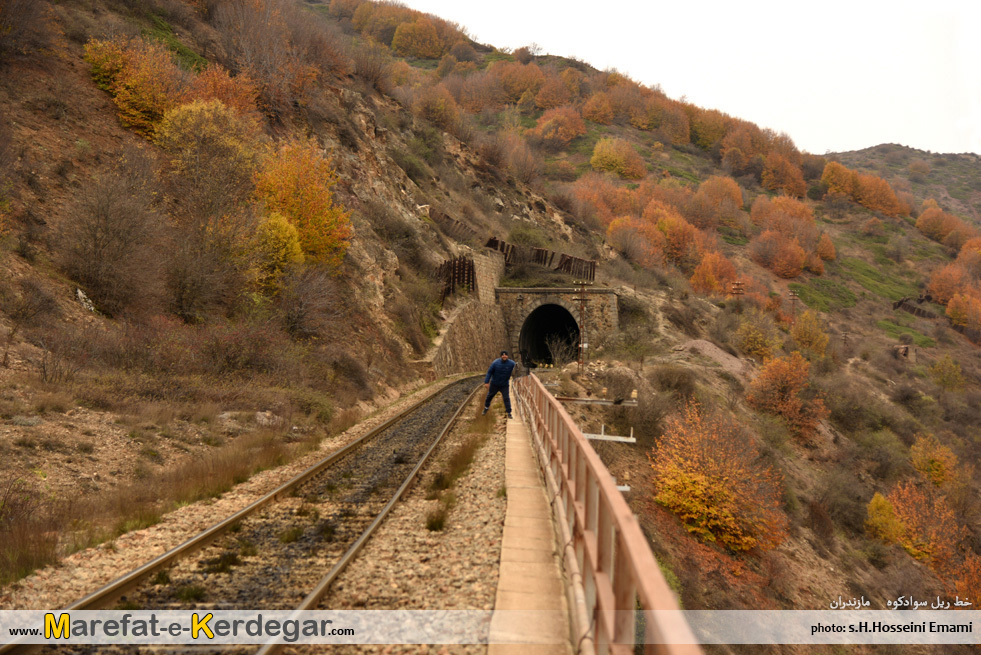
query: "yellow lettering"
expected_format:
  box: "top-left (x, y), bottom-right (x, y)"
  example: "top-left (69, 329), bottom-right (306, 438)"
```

top-left (192, 613), bottom-right (214, 639)
top-left (45, 613), bottom-right (70, 640)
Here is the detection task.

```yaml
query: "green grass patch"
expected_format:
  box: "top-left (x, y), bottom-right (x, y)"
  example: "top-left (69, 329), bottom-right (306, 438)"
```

top-left (719, 227), bottom-right (749, 246)
top-left (839, 258), bottom-right (920, 301)
top-left (144, 15), bottom-right (207, 72)
top-left (788, 279), bottom-right (857, 312)
top-left (876, 320), bottom-right (935, 347)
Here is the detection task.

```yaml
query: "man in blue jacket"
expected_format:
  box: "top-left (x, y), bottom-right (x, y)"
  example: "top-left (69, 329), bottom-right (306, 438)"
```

top-left (483, 350), bottom-right (516, 419)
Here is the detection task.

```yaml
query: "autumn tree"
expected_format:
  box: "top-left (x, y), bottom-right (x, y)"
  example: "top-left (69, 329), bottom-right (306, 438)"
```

top-left (790, 310), bottom-right (829, 358)
top-left (689, 252), bottom-right (737, 296)
top-left (458, 70), bottom-right (505, 113)
top-left (644, 200), bottom-right (703, 272)
top-left (606, 216), bottom-right (665, 269)
top-left (253, 212), bottom-right (304, 290)
top-left (590, 138), bottom-right (646, 179)
top-left (866, 493), bottom-right (903, 542)
top-left (687, 106), bottom-right (728, 152)
top-left (761, 152), bottom-right (806, 197)
top-left (857, 173), bottom-right (904, 216)
top-left (391, 18), bottom-right (445, 59)
top-left (690, 175), bottom-right (742, 228)
top-left (746, 351), bottom-right (828, 439)
top-left (816, 233), bottom-right (836, 261)
top-left (526, 106), bottom-right (585, 150)
top-left (412, 84), bottom-right (459, 130)
top-left (927, 264), bottom-right (969, 305)
top-left (946, 292), bottom-right (981, 330)
top-left (186, 64), bottom-right (260, 117)
top-left (491, 60), bottom-right (544, 103)
top-left (821, 161), bottom-right (859, 198)
top-left (910, 433), bottom-right (960, 488)
top-left (534, 75), bottom-right (571, 110)
top-left (254, 139), bottom-right (352, 269)
top-left (582, 92), bottom-right (614, 124)
top-left (156, 99), bottom-right (264, 223)
top-left (887, 480), bottom-right (964, 564)
top-left (651, 402), bottom-right (788, 551)
top-left (84, 37), bottom-right (185, 137)
top-left (929, 354), bottom-right (965, 392)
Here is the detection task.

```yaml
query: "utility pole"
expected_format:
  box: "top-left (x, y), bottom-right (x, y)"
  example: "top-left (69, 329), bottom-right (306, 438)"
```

top-left (573, 279), bottom-right (591, 374)
top-left (790, 289), bottom-right (799, 322)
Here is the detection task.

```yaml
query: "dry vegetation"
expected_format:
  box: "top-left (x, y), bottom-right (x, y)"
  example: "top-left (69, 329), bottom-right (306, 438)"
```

top-left (1, 0), bottom-right (981, 640)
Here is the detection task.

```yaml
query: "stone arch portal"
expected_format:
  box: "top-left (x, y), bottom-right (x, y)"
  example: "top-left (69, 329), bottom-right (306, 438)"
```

top-left (518, 303), bottom-right (580, 366)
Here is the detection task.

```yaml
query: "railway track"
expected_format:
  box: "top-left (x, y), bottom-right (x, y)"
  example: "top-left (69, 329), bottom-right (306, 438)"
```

top-left (4, 376), bottom-right (484, 655)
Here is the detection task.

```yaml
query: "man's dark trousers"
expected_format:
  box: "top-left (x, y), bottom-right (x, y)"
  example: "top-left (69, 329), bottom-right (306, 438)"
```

top-left (484, 383), bottom-right (511, 414)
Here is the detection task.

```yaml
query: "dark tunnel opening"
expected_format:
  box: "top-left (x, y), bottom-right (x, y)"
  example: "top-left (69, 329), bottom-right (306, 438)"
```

top-left (518, 304), bottom-right (580, 367)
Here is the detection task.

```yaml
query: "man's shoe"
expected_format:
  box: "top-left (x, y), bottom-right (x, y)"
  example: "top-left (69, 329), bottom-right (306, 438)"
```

top-left (482, 407), bottom-right (488, 415)
top-left (507, 413), bottom-right (513, 419)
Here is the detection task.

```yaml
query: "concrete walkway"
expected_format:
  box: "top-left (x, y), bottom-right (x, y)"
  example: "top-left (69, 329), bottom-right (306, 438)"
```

top-left (487, 416), bottom-right (574, 655)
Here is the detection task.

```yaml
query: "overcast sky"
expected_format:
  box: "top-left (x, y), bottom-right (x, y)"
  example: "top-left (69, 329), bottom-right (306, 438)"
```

top-left (398, 0), bottom-right (981, 156)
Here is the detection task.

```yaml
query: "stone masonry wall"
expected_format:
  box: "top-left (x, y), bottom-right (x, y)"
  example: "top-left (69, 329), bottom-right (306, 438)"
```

top-left (474, 251), bottom-right (506, 305)
top-left (431, 300), bottom-right (509, 377)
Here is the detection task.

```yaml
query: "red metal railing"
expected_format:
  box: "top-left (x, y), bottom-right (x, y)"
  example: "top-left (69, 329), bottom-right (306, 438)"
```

top-left (513, 373), bottom-right (701, 655)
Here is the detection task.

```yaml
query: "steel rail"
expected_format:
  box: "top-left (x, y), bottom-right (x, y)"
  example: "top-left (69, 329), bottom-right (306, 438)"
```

top-left (0, 378), bottom-right (478, 655)
top-left (254, 382), bottom-right (482, 655)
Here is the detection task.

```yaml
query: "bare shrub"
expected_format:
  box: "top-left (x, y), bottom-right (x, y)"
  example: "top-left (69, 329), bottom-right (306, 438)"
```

top-left (351, 41), bottom-right (392, 92)
top-left (544, 330), bottom-right (578, 366)
top-left (0, 472), bottom-right (59, 584)
top-left (648, 364), bottom-right (697, 401)
top-left (1, 277), bottom-right (58, 367)
top-left (211, 0), bottom-right (316, 112)
top-left (29, 326), bottom-right (90, 384)
top-left (59, 148), bottom-right (165, 317)
top-left (277, 268), bottom-right (344, 339)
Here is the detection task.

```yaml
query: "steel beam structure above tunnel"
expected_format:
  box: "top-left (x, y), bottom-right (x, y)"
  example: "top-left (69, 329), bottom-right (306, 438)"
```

top-left (495, 287), bottom-right (619, 369)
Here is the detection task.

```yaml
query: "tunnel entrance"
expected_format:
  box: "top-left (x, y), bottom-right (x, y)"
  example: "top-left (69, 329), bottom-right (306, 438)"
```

top-left (518, 304), bottom-right (580, 367)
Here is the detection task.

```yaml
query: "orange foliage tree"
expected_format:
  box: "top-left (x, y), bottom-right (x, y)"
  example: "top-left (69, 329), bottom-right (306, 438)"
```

top-left (687, 106), bottom-right (728, 151)
top-left (927, 264), bottom-right (969, 305)
top-left (606, 216), bottom-right (665, 269)
top-left (412, 84), bottom-right (459, 130)
top-left (651, 402), bottom-right (788, 552)
top-left (749, 230), bottom-right (806, 278)
top-left (887, 480), bottom-right (964, 565)
top-left (187, 64), bottom-right (260, 117)
top-left (816, 233), bottom-right (836, 261)
top-left (691, 175), bottom-right (743, 228)
top-left (254, 140), bottom-right (352, 268)
top-left (582, 92), bottom-right (614, 124)
top-left (491, 61), bottom-right (544, 103)
top-left (526, 105), bottom-right (586, 150)
top-left (946, 292), bottom-right (981, 330)
top-left (857, 173), bottom-right (904, 216)
top-left (534, 75), bottom-right (571, 110)
top-left (569, 173), bottom-right (640, 227)
top-left (391, 18), bottom-right (445, 59)
top-left (690, 252), bottom-right (737, 296)
top-left (761, 152), bottom-right (806, 197)
top-left (746, 352), bottom-right (828, 439)
top-left (821, 161), bottom-right (859, 198)
top-left (84, 37), bottom-right (185, 137)
top-left (645, 200), bottom-right (704, 272)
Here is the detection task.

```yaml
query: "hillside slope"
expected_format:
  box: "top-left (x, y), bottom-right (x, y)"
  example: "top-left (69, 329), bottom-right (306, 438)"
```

top-left (1, 0), bottom-right (980, 646)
